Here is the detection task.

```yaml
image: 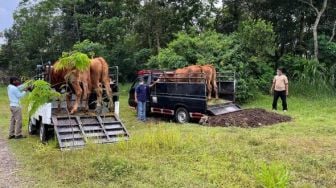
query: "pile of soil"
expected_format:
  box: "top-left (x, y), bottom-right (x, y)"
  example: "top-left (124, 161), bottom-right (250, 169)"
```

top-left (206, 108), bottom-right (291, 128)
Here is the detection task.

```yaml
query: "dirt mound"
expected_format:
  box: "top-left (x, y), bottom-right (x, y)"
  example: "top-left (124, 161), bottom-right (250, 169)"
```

top-left (206, 108), bottom-right (291, 128)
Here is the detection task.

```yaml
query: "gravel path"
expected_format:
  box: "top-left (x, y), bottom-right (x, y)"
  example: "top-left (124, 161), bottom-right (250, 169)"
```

top-left (0, 137), bottom-right (22, 188)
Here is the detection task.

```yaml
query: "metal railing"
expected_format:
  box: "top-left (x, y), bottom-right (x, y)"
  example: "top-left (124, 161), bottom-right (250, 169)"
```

top-left (151, 72), bottom-right (207, 83)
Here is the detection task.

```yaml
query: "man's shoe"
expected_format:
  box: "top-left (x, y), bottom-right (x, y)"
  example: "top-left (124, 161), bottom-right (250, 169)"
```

top-left (15, 135), bottom-right (27, 139)
top-left (8, 135), bottom-right (15, 139)
top-left (283, 110), bottom-right (287, 112)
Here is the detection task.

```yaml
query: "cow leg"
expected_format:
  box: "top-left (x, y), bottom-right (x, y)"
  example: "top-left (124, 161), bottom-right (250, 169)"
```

top-left (213, 81), bottom-right (218, 99)
top-left (57, 100), bottom-right (61, 112)
top-left (70, 82), bottom-right (82, 114)
top-left (103, 78), bottom-right (114, 112)
top-left (66, 93), bottom-right (71, 111)
top-left (207, 80), bottom-right (212, 100)
top-left (95, 86), bottom-right (103, 108)
top-left (82, 83), bottom-right (90, 112)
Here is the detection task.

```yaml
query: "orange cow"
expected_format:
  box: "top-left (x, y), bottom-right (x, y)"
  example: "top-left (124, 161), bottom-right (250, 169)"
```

top-left (200, 64), bottom-right (218, 99)
top-left (90, 57), bottom-right (113, 112)
top-left (46, 61), bottom-right (91, 114)
top-left (159, 64), bottom-right (218, 99)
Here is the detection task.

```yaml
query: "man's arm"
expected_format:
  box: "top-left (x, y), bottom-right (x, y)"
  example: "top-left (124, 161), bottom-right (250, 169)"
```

top-left (17, 84), bottom-right (26, 91)
top-left (285, 77), bottom-right (289, 95)
top-left (134, 87), bottom-right (138, 103)
top-left (14, 87), bottom-right (26, 99)
top-left (149, 78), bottom-right (160, 88)
top-left (270, 77), bottom-right (275, 94)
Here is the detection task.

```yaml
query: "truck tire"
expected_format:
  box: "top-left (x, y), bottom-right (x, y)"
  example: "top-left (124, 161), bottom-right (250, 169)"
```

top-left (39, 124), bottom-right (48, 143)
top-left (28, 118), bottom-right (37, 135)
top-left (175, 107), bottom-right (190, 123)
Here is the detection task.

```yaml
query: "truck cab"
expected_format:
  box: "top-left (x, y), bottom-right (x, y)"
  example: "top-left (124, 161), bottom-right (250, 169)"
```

top-left (128, 70), bottom-right (162, 111)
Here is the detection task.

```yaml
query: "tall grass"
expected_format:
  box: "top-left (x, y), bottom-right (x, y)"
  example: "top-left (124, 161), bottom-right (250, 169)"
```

top-left (2, 86), bottom-right (336, 187)
top-left (290, 59), bottom-right (336, 98)
top-left (256, 163), bottom-right (290, 188)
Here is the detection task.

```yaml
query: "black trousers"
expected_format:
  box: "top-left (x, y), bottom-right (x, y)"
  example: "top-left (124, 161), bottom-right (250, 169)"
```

top-left (272, 90), bottom-right (287, 110)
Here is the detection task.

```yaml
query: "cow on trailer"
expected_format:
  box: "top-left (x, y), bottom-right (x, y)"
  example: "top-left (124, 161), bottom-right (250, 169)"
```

top-left (129, 69), bottom-right (240, 123)
top-left (30, 64), bottom-right (127, 149)
top-left (89, 57), bottom-right (114, 112)
top-left (158, 64), bottom-right (218, 99)
top-left (44, 61), bottom-right (91, 114)
top-left (43, 57), bottom-right (113, 114)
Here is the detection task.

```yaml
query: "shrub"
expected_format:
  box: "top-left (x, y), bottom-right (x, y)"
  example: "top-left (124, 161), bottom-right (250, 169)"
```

top-left (72, 39), bottom-right (107, 58)
top-left (147, 19), bottom-right (277, 103)
top-left (256, 163), bottom-right (290, 188)
top-left (278, 54), bottom-right (336, 97)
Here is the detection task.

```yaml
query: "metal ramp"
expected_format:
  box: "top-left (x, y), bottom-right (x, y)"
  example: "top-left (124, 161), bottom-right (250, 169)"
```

top-left (52, 114), bottom-right (129, 150)
top-left (207, 103), bottom-right (241, 116)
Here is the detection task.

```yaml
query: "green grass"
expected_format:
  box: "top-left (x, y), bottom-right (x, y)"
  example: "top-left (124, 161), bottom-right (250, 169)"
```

top-left (1, 85), bottom-right (336, 187)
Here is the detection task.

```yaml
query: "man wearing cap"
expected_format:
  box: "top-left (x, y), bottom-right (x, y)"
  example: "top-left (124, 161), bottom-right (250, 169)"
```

top-left (7, 77), bottom-right (28, 139)
top-left (134, 77), bottom-right (148, 122)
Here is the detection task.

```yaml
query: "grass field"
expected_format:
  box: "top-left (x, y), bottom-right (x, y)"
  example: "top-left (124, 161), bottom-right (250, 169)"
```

top-left (0, 85), bottom-right (336, 187)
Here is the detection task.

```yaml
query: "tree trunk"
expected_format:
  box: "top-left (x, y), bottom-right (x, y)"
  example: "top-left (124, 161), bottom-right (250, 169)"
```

top-left (298, 12), bottom-right (305, 47)
top-left (329, 20), bottom-right (336, 43)
top-left (300, 0), bottom-right (328, 61)
top-left (312, 10), bottom-right (324, 60)
top-left (74, 4), bottom-right (81, 42)
top-left (155, 29), bottom-right (161, 52)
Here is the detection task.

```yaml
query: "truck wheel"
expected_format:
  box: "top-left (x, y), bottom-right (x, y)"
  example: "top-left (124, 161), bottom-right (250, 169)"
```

top-left (39, 124), bottom-right (48, 143)
top-left (175, 107), bottom-right (190, 124)
top-left (28, 118), bottom-right (37, 135)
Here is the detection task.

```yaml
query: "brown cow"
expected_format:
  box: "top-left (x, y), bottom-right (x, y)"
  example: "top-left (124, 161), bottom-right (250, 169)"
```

top-left (46, 57), bottom-right (113, 114)
top-left (90, 57), bottom-right (113, 112)
top-left (46, 62), bottom-right (91, 114)
top-left (200, 64), bottom-right (218, 99)
top-left (161, 65), bottom-right (203, 82)
top-left (44, 62), bottom-right (72, 111)
top-left (66, 68), bottom-right (91, 114)
top-left (158, 64), bottom-right (218, 99)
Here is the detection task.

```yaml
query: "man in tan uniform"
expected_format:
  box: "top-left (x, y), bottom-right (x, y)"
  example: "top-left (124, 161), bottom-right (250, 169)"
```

top-left (270, 68), bottom-right (288, 112)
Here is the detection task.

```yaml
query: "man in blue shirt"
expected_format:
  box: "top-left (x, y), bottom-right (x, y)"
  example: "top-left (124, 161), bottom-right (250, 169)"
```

top-left (7, 77), bottom-right (28, 139)
top-left (135, 77), bottom-right (149, 122)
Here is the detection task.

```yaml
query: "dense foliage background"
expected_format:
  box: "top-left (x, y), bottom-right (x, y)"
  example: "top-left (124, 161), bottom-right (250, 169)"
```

top-left (0, 0), bottom-right (335, 102)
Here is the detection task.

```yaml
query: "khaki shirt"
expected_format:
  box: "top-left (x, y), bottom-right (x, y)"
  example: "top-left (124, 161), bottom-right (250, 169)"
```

top-left (273, 75), bottom-right (288, 91)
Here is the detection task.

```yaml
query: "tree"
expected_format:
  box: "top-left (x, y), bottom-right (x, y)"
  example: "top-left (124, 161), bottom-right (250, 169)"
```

top-left (300, 0), bottom-right (328, 60)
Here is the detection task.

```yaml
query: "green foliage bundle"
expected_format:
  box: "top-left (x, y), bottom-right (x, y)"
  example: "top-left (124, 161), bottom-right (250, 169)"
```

top-left (55, 51), bottom-right (91, 71)
top-left (21, 80), bottom-right (61, 116)
top-left (256, 163), bottom-right (290, 188)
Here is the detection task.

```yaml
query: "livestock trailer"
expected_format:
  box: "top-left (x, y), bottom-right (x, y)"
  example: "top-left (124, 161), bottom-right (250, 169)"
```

top-left (29, 65), bottom-right (129, 150)
top-left (128, 70), bottom-right (241, 123)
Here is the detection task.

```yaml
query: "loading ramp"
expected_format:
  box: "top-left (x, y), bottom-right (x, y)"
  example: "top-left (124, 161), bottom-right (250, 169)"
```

top-left (52, 114), bottom-right (129, 150)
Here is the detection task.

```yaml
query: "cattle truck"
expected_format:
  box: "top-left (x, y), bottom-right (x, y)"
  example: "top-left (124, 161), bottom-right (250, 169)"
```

top-left (128, 70), bottom-right (241, 123)
top-left (28, 65), bottom-right (129, 150)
